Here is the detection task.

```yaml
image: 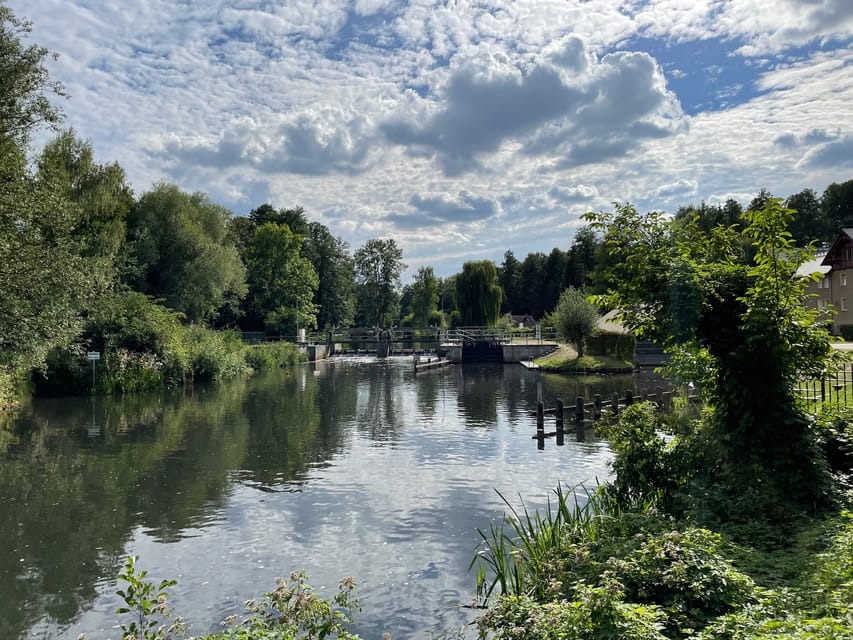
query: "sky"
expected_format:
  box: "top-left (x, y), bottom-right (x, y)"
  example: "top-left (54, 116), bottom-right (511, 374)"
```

top-left (12, 0), bottom-right (853, 278)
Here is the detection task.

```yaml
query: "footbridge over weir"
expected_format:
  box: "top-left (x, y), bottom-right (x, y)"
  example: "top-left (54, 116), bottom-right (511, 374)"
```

top-left (287, 327), bottom-right (559, 363)
top-left (245, 327), bottom-right (558, 363)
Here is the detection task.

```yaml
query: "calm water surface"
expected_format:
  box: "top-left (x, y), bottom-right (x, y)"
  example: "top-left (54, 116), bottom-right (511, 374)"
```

top-left (0, 357), bottom-right (662, 639)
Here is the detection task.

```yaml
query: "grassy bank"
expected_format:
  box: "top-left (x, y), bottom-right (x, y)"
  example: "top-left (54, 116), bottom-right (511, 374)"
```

top-left (533, 343), bottom-right (633, 372)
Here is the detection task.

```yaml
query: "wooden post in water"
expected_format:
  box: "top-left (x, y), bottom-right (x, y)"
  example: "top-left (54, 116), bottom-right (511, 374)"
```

top-left (575, 396), bottom-right (585, 441)
top-left (625, 390), bottom-right (634, 408)
top-left (537, 401), bottom-right (544, 434)
top-left (612, 392), bottom-right (620, 416)
top-left (556, 398), bottom-right (565, 446)
top-left (593, 394), bottom-right (602, 421)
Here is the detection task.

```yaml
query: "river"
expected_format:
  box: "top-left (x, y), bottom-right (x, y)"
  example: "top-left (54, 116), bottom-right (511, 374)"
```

top-left (0, 356), bottom-right (663, 639)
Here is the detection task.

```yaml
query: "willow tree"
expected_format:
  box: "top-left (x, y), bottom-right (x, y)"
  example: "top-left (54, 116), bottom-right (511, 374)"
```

top-left (454, 261), bottom-right (502, 326)
top-left (586, 200), bottom-right (834, 515)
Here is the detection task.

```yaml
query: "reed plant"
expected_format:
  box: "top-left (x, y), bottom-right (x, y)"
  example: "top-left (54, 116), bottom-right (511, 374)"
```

top-left (470, 483), bottom-right (636, 603)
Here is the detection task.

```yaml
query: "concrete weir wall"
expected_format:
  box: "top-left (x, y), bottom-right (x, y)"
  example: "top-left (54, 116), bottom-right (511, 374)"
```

top-left (303, 343), bottom-right (336, 361)
top-left (502, 344), bottom-right (556, 363)
top-left (443, 343), bottom-right (556, 363)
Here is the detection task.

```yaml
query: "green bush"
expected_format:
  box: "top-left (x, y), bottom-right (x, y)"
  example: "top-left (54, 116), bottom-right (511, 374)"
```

top-left (586, 331), bottom-right (636, 362)
top-left (0, 367), bottom-right (21, 411)
top-left (478, 587), bottom-right (667, 640)
top-left (816, 407), bottom-right (853, 489)
top-left (182, 326), bottom-right (248, 381)
top-left (245, 342), bottom-right (305, 370)
top-left (599, 402), bottom-right (701, 514)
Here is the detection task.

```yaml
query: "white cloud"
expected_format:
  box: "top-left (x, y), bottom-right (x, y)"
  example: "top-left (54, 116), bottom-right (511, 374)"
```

top-left (8, 0), bottom-right (853, 278)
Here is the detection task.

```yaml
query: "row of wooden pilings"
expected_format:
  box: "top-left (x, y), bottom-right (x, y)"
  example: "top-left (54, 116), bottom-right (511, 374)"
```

top-left (533, 387), bottom-right (690, 449)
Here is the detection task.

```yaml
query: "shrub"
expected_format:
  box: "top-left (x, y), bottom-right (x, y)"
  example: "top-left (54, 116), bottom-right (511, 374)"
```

top-left (586, 331), bottom-right (635, 362)
top-left (599, 402), bottom-right (701, 514)
top-left (181, 326), bottom-right (247, 381)
top-left (478, 587), bottom-right (667, 640)
top-left (245, 342), bottom-right (305, 371)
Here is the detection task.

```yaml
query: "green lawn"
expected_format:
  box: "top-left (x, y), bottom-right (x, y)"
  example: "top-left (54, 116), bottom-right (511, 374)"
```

top-left (533, 343), bottom-right (633, 371)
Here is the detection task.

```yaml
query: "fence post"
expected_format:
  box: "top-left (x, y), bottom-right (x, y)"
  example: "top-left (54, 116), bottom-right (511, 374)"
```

top-left (575, 396), bottom-right (585, 441)
top-left (556, 398), bottom-right (565, 446)
top-left (612, 392), bottom-right (620, 416)
top-left (625, 389), bottom-right (634, 408)
top-left (537, 401), bottom-right (544, 434)
top-left (555, 398), bottom-right (564, 433)
top-left (593, 394), bottom-right (602, 421)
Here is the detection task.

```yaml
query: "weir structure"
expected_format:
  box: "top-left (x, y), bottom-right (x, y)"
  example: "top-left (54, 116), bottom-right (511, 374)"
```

top-left (244, 327), bottom-right (559, 363)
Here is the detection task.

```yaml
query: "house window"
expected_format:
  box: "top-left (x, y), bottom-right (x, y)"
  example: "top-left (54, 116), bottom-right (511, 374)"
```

top-left (843, 298), bottom-right (848, 312)
top-left (847, 247), bottom-right (853, 260)
top-left (823, 277), bottom-right (831, 289)
top-left (843, 273), bottom-right (848, 286)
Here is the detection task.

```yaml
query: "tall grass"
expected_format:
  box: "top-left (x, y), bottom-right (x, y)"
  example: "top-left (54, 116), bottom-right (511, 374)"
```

top-left (470, 483), bottom-right (639, 604)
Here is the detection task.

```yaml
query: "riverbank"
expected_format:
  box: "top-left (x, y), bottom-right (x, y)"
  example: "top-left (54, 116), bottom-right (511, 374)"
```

top-left (0, 337), bottom-right (305, 411)
top-left (533, 343), bottom-right (634, 373)
top-left (473, 487), bottom-right (853, 640)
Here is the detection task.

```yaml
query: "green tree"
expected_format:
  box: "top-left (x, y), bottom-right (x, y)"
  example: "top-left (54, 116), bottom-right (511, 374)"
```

top-left (519, 252), bottom-right (547, 318)
top-left (586, 200), bottom-right (834, 515)
top-left (0, 2), bottom-right (64, 145)
top-left (0, 160), bottom-right (92, 371)
top-left (499, 250), bottom-right (522, 314)
top-left (36, 129), bottom-right (134, 287)
top-left (821, 179), bottom-right (853, 232)
top-left (454, 260), bottom-right (502, 326)
top-left (0, 5), bottom-right (95, 378)
top-left (303, 222), bottom-right (356, 330)
top-left (126, 183), bottom-right (247, 323)
top-left (354, 238), bottom-right (405, 327)
top-left (246, 223), bottom-right (318, 336)
top-left (542, 247), bottom-right (570, 314)
top-left (550, 286), bottom-right (599, 357)
top-left (408, 266), bottom-right (440, 327)
top-left (566, 226), bottom-right (600, 290)
top-left (785, 188), bottom-right (827, 246)
top-left (249, 203), bottom-right (310, 237)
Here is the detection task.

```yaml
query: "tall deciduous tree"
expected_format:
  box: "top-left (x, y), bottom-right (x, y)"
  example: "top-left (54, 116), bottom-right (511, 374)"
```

top-left (408, 266), bottom-right (440, 327)
top-left (354, 238), bottom-right (405, 327)
top-left (0, 4), bottom-right (95, 375)
top-left (126, 183), bottom-right (247, 323)
top-left (304, 222), bottom-right (355, 330)
top-left (0, 2), bottom-right (64, 145)
top-left (246, 222), bottom-right (318, 335)
top-left (821, 179), bottom-right (853, 231)
top-left (785, 188), bottom-right (827, 246)
top-left (454, 261), bottom-right (502, 326)
top-left (586, 200), bottom-right (833, 514)
top-left (36, 129), bottom-right (134, 287)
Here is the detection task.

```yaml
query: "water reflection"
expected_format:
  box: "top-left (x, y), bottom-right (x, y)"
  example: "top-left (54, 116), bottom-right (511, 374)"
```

top-left (0, 357), bottom-right (655, 639)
